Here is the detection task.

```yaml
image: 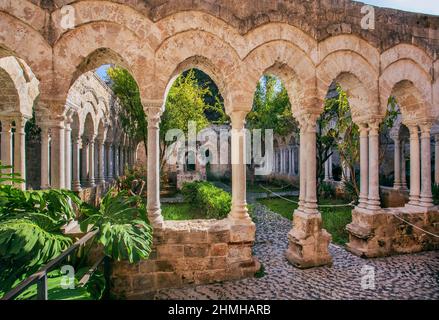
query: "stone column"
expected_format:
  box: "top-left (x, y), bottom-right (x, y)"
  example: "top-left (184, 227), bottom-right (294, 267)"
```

top-left (408, 125), bottom-right (421, 206)
top-left (286, 113), bottom-right (332, 268)
top-left (97, 139), bottom-right (105, 184)
top-left (88, 137), bottom-right (96, 187)
top-left (304, 119), bottom-right (318, 214)
top-left (358, 124), bottom-right (369, 208)
top-left (81, 138), bottom-right (89, 186)
top-left (72, 135), bottom-right (82, 191)
top-left (146, 104), bottom-right (164, 228)
top-left (401, 141), bottom-right (407, 189)
top-left (50, 123), bottom-right (66, 189)
top-left (419, 123), bottom-right (433, 207)
top-left (298, 126), bottom-right (307, 210)
top-left (367, 121), bottom-right (381, 210)
top-left (105, 142), bottom-right (113, 180)
top-left (435, 135), bottom-right (439, 185)
top-left (0, 120), bottom-right (13, 183)
top-left (114, 144), bottom-right (120, 178)
top-left (291, 147), bottom-right (296, 176)
top-left (229, 110), bottom-right (251, 222)
top-left (120, 146), bottom-right (125, 175)
top-left (40, 126), bottom-right (50, 189)
top-left (328, 153), bottom-right (333, 180)
top-left (324, 158), bottom-right (330, 181)
top-left (14, 117), bottom-right (27, 189)
top-left (393, 137), bottom-right (401, 189)
top-left (64, 120), bottom-right (72, 190)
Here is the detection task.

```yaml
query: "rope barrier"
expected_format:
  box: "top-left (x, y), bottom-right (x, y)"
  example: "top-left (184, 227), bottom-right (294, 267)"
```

top-left (259, 184), bottom-right (439, 238)
top-left (391, 213), bottom-right (439, 238)
top-left (258, 185), bottom-right (354, 208)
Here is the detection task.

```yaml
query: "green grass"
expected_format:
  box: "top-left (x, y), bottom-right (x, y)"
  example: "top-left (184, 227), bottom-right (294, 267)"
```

top-left (257, 196), bottom-right (352, 245)
top-left (161, 203), bottom-right (206, 220)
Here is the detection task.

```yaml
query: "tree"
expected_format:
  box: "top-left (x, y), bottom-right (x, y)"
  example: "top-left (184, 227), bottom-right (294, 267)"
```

top-left (106, 66), bottom-right (147, 162)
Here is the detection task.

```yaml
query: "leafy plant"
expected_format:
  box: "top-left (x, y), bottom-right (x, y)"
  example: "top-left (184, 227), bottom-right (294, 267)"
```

top-left (0, 164), bottom-right (81, 294)
top-left (80, 189), bottom-right (153, 263)
top-left (181, 181), bottom-right (231, 219)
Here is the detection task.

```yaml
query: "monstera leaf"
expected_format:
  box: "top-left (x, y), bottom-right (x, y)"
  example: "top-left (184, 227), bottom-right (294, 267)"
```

top-left (80, 189), bottom-right (153, 263)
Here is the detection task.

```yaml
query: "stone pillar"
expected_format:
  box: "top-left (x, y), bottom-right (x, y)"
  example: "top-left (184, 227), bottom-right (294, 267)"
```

top-left (97, 139), bottom-right (105, 184)
top-left (105, 142), bottom-right (113, 181)
top-left (435, 135), bottom-right (439, 185)
top-left (393, 137), bottom-right (401, 189)
top-left (64, 120), bottom-right (72, 190)
top-left (286, 113), bottom-right (332, 269)
top-left (229, 110), bottom-right (251, 222)
top-left (324, 158), bottom-right (330, 181)
top-left (367, 121), bottom-right (381, 210)
top-left (114, 144), bottom-right (120, 178)
top-left (146, 104), bottom-right (164, 228)
top-left (328, 153), bottom-right (333, 180)
top-left (304, 120), bottom-right (318, 214)
top-left (0, 120), bottom-right (13, 183)
top-left (72, 135), bottom-right (82, 191)
top-left (291, 147), bottom-right (295, 176)
top-left (408, 125), bottom-right (421, 206)
top-left (40, 126), bottom-right (50, 189)
top-left (14, 118), bottom-right (27, 189)
top-left (88, 138), bottom-right (96, 187)
top-left (50, 123), bottom-right (66, 189)
top-left (401, 141), bottom-right (407, 189)
top-left (358, 124), bottom-right (369, 208)
top-left (298, 126), bottom-right (306, 210)
top-left (419, 123), bottom-right (433, 207)
top-left (81, 138), bottom-right (89, 186)
top-left (120, 146), bottom-right (125, 175)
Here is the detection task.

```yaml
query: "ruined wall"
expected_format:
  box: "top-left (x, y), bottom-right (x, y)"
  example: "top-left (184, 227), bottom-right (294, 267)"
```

top-left (111, 219), bottom-right (258, 299)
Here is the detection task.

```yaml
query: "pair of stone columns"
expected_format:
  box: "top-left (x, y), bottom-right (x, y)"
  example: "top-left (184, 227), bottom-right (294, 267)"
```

top-left (286, 113), bottom-right (332, 268)
top-left (392, 136), bottom-right (408, 190)
top-left (407, 123), bottom-right (433, 208)
top-left (0, 117), bottom-right (27, 190)
top-left (357, 121), bottom-right (381, 210)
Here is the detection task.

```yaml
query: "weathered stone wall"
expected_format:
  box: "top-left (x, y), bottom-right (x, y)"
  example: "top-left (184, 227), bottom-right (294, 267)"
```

top-left (110, 219), bottom-right (259, 299)
top-left (347, 207), bottom-right (439, 258)
top-left (380, 186), bottom-right (410, 208)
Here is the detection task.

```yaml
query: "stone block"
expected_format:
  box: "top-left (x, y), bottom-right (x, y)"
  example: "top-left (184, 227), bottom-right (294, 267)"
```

top-left (156, 244), bottom-right (184, 259)
top-left (131, 274), bottom-right (156, 291)
top-left (155, 272), bottom-right (182, 289)
top-left (184, 244), bottom-right (210, 257)
top-left (210, 243), bottom-right (228, 256)
top-left (229, 222), bottom-right (256, 243)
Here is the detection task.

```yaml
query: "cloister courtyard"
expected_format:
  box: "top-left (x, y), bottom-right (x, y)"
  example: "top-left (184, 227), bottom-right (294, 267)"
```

top-left (0, 0), bottom-right (439, 301)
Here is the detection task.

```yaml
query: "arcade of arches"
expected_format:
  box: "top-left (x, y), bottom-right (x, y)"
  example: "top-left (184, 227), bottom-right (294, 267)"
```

top-left (1, 0), bottom-right (439, 297)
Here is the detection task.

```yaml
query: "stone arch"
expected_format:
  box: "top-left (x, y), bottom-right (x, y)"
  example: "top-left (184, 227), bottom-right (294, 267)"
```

top-left (83, 112), bottom-right (95, 139)
top-left (154, 30), bottom-right (241, 109)
top-left (380, 59), bottom-right (433, 121)
top-left (318, 35), bottom-right (380, 68)
top-left (242, 40), bottom-right (317, 113)
top-left (317, 50), bottom-right (379, 122)
top-left (53, 21), bottom-right (153, 102)
top-left (381, 44), bottom-right (433, 76)
top-left (0, 66), bottom-right (20, 117)
top-left (0, 13), bottom-right (52, 98)
top-left (50, 1), bottom-right (160, 48)
top-left (97, 119), bottom-right (106, 142)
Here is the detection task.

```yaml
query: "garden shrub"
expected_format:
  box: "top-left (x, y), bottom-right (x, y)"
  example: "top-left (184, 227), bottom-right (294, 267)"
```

top-left (181, 181), bottom-right (231, 219)
top-left (319, 182), bottom-right (335, 198)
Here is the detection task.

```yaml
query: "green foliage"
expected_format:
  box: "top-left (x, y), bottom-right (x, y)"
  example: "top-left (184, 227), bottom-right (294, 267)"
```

top-left (319, 182), bottom-right (336, 199)
top-left (80, 189), bottom-right (153, 263)
top-left (107, 67), bottom-right (146, 146)
top-left (181, 181), bottom-right (231, 219)
top-left (247, 75), bottom-right (298, 137)
top-left (0, 164), bottom-right (80, 293)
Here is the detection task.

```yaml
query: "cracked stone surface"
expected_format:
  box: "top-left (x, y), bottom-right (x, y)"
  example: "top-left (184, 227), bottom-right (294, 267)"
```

top-left (154, 203), bottom-right (439, 300)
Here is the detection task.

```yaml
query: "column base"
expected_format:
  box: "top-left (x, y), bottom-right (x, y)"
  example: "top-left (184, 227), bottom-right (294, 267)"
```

top-left (285, 210), bottom-right (332, 269)
top-left (347, 206), bottom-right (439, 258)
top-left (367, 198), bottom-right (381, 210)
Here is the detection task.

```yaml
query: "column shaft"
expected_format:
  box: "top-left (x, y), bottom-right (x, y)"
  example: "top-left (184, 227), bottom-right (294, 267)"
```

top-left (367, 122), bottom-right (380, 210)
top-left (72, 136), bottom-right (81, 191)
top-left (408, 125), bottom-right (421, 206)
top-left (419, 124), bottom-right (433, 207)
top-left (1, 121), bottom-right (13, 184)
top-left (359, 124), bottom-right (369, 208)
top-left (50, 125), bottom-right (65, 189)
top-left (14, 118), bottom-right (27, 189)
top-left (40, 127), bottom-right (50, 189)
top-left (393, 138), bottom-right (401, 188)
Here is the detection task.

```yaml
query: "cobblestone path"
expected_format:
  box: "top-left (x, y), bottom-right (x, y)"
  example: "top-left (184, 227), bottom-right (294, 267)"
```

top-left (154, 203), bottom-right (439, 300)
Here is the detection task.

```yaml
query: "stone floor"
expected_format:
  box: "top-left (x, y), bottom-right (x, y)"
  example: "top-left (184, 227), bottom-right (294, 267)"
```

top-left (154, 202), bottom-right (439, 300)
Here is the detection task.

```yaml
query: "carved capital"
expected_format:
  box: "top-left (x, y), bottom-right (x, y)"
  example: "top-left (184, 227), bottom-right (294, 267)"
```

top-left (368, 120), bottom-right (380, 136)
top-left (358, 123), bottom-right (369, 138)
top-left (297, 112), bottom-right (319, 133)
top-left (230, 110), bottom-right (247, 129)
top-left (145, 100), bottom-right (163, 129)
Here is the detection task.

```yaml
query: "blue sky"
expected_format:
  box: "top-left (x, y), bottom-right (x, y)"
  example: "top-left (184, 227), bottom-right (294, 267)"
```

top-left (359, 0), bottom-right (439, 15)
